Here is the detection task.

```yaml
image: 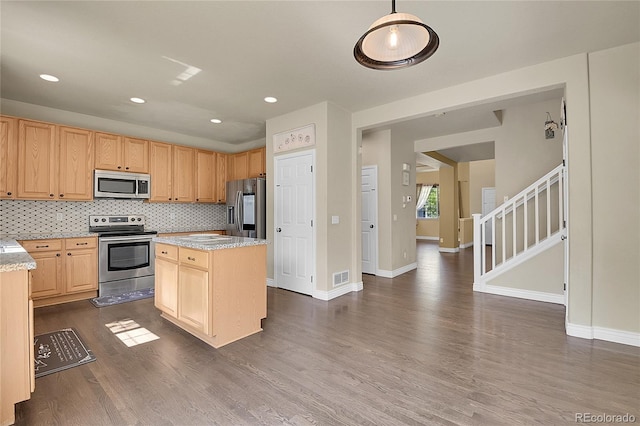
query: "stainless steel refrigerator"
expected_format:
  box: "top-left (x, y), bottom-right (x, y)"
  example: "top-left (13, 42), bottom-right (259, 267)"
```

top-left (226, 178), bottom-right (266, 238)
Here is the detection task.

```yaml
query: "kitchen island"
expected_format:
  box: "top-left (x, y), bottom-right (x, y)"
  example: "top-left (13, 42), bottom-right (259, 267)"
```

top-left (0, 239), bottom-right (36, 426)
top-left (152, 235), bottom-right (268, 349)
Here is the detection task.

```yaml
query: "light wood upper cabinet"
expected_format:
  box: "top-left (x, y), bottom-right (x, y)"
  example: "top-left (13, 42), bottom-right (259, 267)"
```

top-left (247, 147), bottom-right (266, 178)
top-left (149, 142), bottom-right (195, 202)
top-left (124, 137), bottom-right (150, 173)
top-left (95, 133), bottom-right (149, 173)
top-left (215, 152), bottom-right (227, 203)
top-left (17, 120), bottom-right (57, 200)
top-left (58, 126), bottom-right (94, 200)
top-left (149, 141), bottom-right (173, 202)
top-left (172, 145), bottom-right (195, 202)
top-left (0, 115), bottom-right (17, 199)
top-left (227, 147), bottom-right (265, 181)
top-left (195, 149), bottom-right (216, 203)
top-left (228, 151), bottom-right (248, 181)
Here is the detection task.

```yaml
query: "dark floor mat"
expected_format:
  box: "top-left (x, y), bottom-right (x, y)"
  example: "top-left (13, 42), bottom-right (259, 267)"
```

top-left (90, 287), bottom-right (154, 307)
top-left (34, 328), bottom-right (96, 378)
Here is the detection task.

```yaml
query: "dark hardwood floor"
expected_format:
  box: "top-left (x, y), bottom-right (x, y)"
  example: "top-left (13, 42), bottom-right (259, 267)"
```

top-left (15, 241), bottom-right (639, 425)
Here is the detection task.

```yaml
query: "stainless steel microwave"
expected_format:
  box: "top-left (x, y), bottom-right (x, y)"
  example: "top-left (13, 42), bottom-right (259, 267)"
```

top-left (94, 170), bottom-right (151, 199)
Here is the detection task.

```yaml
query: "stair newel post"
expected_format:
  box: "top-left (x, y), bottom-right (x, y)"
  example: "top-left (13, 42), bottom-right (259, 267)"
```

top-left (473, 214), bottom-right (482, 286)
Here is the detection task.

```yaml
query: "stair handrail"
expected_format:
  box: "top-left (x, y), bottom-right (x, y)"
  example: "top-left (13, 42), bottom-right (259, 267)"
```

top-left (473, 163), bottom-right (566, 284)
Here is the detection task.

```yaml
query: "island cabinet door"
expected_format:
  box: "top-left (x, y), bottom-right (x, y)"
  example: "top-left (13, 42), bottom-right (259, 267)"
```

top-left (155, 257), bottom-right (178, 317)
top-left (178, 265), bottom-right (209, 334)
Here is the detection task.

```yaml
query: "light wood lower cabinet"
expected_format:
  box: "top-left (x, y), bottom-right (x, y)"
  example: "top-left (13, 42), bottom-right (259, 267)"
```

top-left (19, 237), bottom-right (98, 307)
top-left (154, 243), bottom-right (266, 348)
top-left (155, 244), bottom-right (178, 317)
top-left (0, 269), bottom-right (34, 426)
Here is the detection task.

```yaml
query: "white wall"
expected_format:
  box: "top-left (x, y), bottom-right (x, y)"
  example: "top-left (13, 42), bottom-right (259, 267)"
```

top-left (589, 42), bottom-right (640, 335)
top-left (266, 102), bottom-right (356, 296)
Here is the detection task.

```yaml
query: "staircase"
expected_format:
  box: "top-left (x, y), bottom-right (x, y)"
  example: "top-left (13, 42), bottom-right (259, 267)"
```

top-left (472, 163), bottom-right (566, 299)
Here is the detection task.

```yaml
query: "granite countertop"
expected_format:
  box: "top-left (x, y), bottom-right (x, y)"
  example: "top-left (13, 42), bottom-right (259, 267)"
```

top-left (0, 238), bottom-right (36, 272)
top-left (155, 227), bottom-right (226, 234)
top-left (154, 235), bottom-right (268, 251)
top-left (0, 232), bottom-right (98, 241)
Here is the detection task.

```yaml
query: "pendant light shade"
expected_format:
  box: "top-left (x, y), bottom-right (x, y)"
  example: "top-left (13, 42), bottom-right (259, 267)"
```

top-left (354, 0), bottom-right (439, 70)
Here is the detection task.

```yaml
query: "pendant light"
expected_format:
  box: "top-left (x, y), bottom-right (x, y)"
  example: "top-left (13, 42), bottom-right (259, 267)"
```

top-left (354, 0), bottom-right (439, 70)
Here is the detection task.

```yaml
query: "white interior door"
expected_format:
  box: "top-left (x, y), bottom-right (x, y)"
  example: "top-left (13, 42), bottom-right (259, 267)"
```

top-left (482, 187), bottom-right (496, 245)
top-left (274, 150), bottom-right (315, 295)
top-left (361, 166), bottom-right (378, 275)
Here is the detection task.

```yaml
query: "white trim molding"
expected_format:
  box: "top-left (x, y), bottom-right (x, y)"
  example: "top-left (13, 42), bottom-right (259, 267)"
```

top-left (473, 282), bottom-right (565, 305)
top-left (567, 323), bottom-right (640, 347)
top-left (313, 281), bottom-right (363, 301)
top-left (459, 242), bottom-right (473, 249)
top-left (377, 262), bottom-right (418, 278)
top-left (439, 247), bottom-right (460, 253)
top-left (416, 236), bottom-right (439, 241)
top-left (266, 278), bottom-right (275, 287)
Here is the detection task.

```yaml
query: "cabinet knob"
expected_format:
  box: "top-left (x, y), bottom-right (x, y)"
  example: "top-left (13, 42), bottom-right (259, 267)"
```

top-left (187, 256), bottom-right (196, 261)
top-left (36, 245), bottom-right (49, 248)
top-left (161, 251), bottom-right (168, 255)
top-left (49, 194), bottom-right (54, 197)
top-left (56, 253), bottom-right (60, 257)
top-left (117, 166), bottom-right (122, 169)
top-left (60, 194), bottom-right (64, 197)
top-left (67, 253), bottom-right (72, 256)
top-left (76, 242), bottom-right (88, 246)
top-left (7, 192), bottom-right (11, 196)
top-left (168, 198), bottom-right (172, 200)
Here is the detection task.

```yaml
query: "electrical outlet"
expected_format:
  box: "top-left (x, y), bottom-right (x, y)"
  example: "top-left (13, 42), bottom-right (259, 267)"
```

top-left (440, 237), bottom-right (444, 243)
top-left (170, 213), bottom-right (176, 220)
top-left (403, 251), bottom-right (407, 259)
top-left (56, 213), bottom-right (63, 221)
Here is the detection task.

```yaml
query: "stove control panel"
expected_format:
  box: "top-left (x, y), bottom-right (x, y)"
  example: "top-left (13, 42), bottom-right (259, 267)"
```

top-left (89, 215), bottom-right (146, 227)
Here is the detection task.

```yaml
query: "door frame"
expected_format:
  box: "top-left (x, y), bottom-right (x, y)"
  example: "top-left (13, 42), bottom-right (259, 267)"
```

top-left (273, 149), bottom-right (316, 296)
top-left (361, 165), bottom-right (378, 275)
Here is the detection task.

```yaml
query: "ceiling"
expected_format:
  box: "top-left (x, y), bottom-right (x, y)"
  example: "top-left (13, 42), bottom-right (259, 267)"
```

top-left (1, 1), bottom-right (638, 152)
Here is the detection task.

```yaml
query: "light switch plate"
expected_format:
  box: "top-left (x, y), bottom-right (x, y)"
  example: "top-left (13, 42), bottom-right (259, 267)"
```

top-left (331, 216), bottom-right (339, 224)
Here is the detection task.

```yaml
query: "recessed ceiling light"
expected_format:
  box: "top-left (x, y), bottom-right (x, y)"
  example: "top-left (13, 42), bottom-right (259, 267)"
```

top-left (39, 74), bottom-right (59, 82)
top-left (264, 96), bottom-right (278, 104)
top-left (130, 97), bottom-right (146, 104)
top-left (210, 118), bottom-right (222, 124)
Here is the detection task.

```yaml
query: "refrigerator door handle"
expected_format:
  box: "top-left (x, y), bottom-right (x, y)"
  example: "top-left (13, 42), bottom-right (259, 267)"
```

top-left (236, 190), bottom-right (243, 233)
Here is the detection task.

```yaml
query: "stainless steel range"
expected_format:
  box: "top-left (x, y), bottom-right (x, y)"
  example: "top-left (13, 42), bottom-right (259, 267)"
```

top-left (89, 215), bottom-right (157, 297)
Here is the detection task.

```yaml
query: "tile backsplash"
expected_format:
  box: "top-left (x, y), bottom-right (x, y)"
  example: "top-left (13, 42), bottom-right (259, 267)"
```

top-left (0, 200), bottom-right (227, 234)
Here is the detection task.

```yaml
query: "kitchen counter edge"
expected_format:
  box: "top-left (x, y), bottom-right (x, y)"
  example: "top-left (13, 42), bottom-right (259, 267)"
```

top-left (153, 236), bottom-right (269, 251)
top-left (0, 238), bottom-right (36, 272)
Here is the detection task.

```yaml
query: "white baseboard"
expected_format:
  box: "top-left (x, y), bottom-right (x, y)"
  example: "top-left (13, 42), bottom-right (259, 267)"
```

top-left (459, 242), bottom-right (473, 249)
top-left (439, 247), bottom-right (460, 253)
top-left (377, 262), bottom-right (417, 278)
top-left (416, 236), bottom-right (439, 241)
top-left (313, 281), bottom-right (363, 301)
top-left (266, 278), bottom-right (275, 287)
top-left (567, 323), bottom-right (640, 347)
top-left (473, 282), bottom-right (565, 304)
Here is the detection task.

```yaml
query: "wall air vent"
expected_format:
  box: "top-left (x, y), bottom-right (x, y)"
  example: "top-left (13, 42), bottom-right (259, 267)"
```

top-left (333, 270), bottom-right (350, 287)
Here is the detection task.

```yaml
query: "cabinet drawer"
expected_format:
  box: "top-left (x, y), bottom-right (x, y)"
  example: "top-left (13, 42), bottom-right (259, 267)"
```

top-left (156, 243), bottom-right (178, 261)
top-left (179, 247), bottom-right (209, 269)
top-left (65, 237), bottom-right (97, 250)
top-left (19, 239), bottom-right (62, 252)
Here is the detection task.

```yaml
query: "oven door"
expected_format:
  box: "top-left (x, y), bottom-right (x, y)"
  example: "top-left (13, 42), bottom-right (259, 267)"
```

top-left (98, 235), bottom-right (155, 283)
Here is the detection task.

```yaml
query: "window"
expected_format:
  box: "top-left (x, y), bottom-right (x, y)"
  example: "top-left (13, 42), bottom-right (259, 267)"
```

top-left (417, 185), bottom-right (439, 218)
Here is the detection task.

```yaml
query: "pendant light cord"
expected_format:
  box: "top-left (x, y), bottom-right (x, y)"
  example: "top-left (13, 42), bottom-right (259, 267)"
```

top-left (391, 0), bottom-right (397, 14)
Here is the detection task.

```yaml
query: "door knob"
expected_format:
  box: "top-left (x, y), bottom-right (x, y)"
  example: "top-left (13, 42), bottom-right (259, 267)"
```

top-left (370, 224), bottom-right (374, 228)
top-left (276, 227), bottom-right (282, 232)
